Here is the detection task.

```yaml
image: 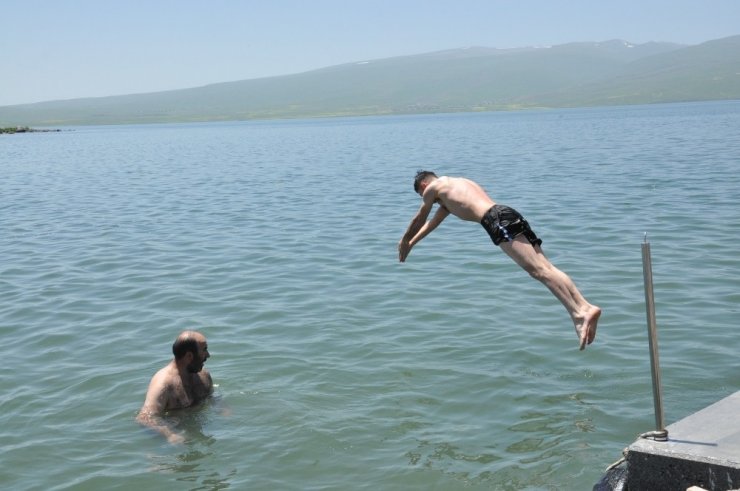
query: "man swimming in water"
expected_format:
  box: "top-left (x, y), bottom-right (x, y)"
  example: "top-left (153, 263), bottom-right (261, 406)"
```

top-left (137, 330), bottom-right (213, 443)
top-left (398, 171), bottom-right (601, 350)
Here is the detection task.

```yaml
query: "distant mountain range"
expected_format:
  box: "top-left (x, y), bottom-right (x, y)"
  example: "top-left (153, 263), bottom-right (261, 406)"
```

top-left (2, 35), bottom-right (739, 126)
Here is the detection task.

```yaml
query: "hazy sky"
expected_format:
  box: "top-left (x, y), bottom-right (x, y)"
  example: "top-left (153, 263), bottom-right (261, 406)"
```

top-left (2, 0), bottom-right (739, 106)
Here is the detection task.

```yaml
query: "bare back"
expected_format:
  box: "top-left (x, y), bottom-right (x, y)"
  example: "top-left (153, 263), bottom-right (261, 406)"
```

top-left (429, 176), bottom-right (495, 222)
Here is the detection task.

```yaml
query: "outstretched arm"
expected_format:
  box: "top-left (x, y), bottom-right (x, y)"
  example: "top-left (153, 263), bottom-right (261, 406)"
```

top-left (136, 374), bottom-right (184, 444)
top-left (398, 187), bottom-right (449, 262)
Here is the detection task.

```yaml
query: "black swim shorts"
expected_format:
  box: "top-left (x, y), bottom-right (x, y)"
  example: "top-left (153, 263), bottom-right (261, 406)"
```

top-left (480, 204), bottom-right (543, 248)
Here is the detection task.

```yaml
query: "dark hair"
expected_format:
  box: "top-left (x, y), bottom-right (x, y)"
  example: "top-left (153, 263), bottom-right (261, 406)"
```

top-left (172, 336), bottom-right (199, 360)
top-left (413, 170), bottom-right (437, 193)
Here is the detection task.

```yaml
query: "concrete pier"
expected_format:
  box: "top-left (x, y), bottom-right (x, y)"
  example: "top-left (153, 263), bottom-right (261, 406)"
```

top-left (625, 390), bottom-right (740, 490)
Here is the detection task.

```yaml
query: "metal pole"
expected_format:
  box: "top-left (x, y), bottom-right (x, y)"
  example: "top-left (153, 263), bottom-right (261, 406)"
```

top-left (641, 234), bottom-right (668, 440)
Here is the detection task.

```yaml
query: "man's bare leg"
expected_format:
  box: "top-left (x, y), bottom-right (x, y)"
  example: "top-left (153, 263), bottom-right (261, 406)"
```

top-left (499, 237), bottom-right (601, 350)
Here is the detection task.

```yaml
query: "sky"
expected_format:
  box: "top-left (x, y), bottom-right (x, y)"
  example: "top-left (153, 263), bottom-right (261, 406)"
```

top-left (2, 0), bottom-right (739, 106)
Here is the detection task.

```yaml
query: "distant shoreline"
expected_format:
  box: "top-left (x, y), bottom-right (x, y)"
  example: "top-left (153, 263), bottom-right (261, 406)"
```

top-left (1, 126), bottom-right (62, 134)
top-left (2, 35), bottom-right (737, 128)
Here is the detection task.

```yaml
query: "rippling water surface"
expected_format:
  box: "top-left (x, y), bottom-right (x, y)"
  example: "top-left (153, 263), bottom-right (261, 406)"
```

top-left (1, 101), bottom-right (739, 490)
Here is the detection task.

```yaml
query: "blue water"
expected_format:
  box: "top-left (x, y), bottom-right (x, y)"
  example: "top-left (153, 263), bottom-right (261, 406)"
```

top-left (1, 101), bottom-right (738, 490)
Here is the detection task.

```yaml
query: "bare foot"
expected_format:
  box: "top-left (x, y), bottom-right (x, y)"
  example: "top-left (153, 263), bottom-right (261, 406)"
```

top-left (577, 305), bottom-right (602, 351)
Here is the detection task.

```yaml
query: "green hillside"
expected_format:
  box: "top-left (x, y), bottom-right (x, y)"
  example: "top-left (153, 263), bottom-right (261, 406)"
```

top-left (1, 35), bottom-right (738, 127)
top-left (530, 35), bottom-right (740, 106)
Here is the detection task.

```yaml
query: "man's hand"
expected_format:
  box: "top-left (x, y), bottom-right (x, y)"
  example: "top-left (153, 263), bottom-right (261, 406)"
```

top-left (398, 240), bottom-right (412, 262)
top-left (167, 431), bottom-right (186, 445)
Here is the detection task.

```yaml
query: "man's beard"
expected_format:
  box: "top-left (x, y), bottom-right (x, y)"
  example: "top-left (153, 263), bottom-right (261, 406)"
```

top-left (186, 359), bottom-right (203, 373)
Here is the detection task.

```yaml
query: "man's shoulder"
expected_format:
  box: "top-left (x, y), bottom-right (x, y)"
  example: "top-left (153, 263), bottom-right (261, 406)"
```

top-left (436, 175), bottom-right (463, 187)
top-left (427, 176), bottom-right (450, 191)
top-left (150, 363), bottom-right (179, 386)
top-left (198, 369), bottom-right (213, 386)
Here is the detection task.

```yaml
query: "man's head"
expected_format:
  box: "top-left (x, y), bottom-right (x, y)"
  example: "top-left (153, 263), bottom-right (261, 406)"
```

top-left (172, 330), bottom-right (210, 373)
top-left (413, 170), bottom-right (437, 195)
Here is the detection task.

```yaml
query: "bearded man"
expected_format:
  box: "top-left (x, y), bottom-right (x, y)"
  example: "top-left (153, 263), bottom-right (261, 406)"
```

top-left (137, 330), bottom-right (213, 443)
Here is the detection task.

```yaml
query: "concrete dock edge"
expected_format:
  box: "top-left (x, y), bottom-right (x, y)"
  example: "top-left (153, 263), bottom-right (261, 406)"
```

top-left (609, 390), bottom-right (740, 490)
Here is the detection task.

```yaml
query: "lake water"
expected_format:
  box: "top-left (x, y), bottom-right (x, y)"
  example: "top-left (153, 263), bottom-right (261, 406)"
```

top-left (1, 101), bottom-right (738, 490)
